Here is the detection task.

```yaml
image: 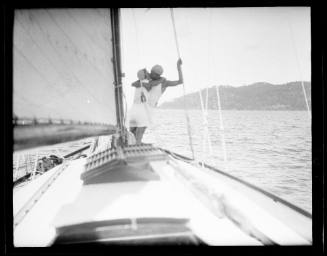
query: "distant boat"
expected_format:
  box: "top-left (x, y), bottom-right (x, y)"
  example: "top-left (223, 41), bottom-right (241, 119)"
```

top-left (13, 8), bottom-right (311, 246)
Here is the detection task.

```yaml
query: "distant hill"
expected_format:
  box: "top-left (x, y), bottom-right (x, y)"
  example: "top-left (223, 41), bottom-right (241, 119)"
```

top-left (159, 81), bottom-right (311, 110)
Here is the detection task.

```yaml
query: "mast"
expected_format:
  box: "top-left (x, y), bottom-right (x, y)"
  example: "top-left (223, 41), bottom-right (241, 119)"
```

top-left (110, 8), bottom-right (127, 147)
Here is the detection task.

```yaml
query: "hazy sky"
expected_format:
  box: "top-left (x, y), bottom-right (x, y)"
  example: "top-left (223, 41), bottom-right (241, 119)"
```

top-left (120, 7), bottom-right (310, 107)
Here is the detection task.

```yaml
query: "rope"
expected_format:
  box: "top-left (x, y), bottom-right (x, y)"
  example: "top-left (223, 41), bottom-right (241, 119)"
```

top-left (286, 16), bottom-right (311, 121)
top-left (170, 8), bottom-right (195, 160)
top-left (205, 8), bottom-right (214, 166)
top-left (130, 9), bottom-right (198, 163)
top-left (207, 8), bottom-right (228, 171)
top-left (198, 92), bottom-right (213, 167)
top-left (196, 9), bottom-right (215, 168)
top-left (200, 8), bottom-right (228, 170)
top-left (199, 90), bottom-right (206, 166)
top-left (129, 8), bottom-right (194, 159)
top-left (215, 85), bottom-right (229, 171)
top-left (170, 9), bottom-right (181, 59)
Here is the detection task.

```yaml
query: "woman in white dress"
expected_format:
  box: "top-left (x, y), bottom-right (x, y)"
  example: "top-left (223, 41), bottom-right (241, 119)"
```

top-left (128, 69), bottom-right (152, 144)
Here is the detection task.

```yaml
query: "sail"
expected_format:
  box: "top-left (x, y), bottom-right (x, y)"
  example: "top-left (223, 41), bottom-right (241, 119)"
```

top-left (13, 9), bottom-right (118, 149)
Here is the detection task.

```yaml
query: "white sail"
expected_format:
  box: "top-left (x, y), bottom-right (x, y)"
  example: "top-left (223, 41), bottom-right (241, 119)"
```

top-left (13, 8), bottom-right (117, 125)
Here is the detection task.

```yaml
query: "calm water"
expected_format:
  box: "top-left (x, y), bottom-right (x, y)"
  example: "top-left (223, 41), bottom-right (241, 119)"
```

top-left (143, 109), bottom-right (312, 213)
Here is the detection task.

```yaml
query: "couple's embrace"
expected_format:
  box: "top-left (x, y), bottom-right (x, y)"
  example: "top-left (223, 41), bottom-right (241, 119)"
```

top-left (128, 58), bottom-right (183, 144)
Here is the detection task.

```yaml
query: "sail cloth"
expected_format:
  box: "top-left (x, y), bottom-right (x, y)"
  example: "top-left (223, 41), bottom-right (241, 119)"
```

top-left (13, 9), bottom-right (118, 149)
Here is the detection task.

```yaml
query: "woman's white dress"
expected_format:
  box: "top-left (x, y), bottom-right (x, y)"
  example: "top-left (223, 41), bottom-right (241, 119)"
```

top-left (128, 79), bottom-right (164, 128)
top-left (128, 80), bottom-right (152, 127)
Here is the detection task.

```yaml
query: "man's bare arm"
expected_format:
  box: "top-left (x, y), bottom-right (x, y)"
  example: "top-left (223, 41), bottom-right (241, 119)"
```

top-left (164, 58), bottom-right (183, 87)
top-left (132, 81), bottom-right (141, 88)
top-left (132, 81), bottom-right (152, 91)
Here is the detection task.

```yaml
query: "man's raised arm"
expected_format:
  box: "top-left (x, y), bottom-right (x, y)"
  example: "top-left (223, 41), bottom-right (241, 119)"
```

top-left (165, 58), bottom-right (184, 87)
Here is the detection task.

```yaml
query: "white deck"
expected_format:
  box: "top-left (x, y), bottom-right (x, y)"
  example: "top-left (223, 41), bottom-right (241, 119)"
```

top-left (13, 154), bottom-right (311, 246)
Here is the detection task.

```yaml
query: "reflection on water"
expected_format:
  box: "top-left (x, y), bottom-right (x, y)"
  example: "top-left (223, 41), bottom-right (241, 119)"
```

top-left (143, 109), bottom-right (312, 213)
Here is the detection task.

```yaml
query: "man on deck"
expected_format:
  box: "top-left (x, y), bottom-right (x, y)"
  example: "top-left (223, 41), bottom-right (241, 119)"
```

top-left (147, 58), bottom-right (183, 108)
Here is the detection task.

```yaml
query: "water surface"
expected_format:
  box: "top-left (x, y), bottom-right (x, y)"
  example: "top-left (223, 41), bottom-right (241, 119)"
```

top-left (143, 109), bottom-right (312, 213)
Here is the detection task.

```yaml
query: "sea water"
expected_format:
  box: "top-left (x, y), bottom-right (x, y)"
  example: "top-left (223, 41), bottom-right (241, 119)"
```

top-left (143, 109), bottom-right (312, 213)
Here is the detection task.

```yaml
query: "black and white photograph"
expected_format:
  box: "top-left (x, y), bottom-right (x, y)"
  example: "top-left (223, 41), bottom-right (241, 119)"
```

top-left (6, 6), bottom-right (320, 249)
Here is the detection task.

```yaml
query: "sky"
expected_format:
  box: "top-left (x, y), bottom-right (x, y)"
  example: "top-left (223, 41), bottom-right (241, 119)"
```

top-left (120, 7), bottom-right (311, 108)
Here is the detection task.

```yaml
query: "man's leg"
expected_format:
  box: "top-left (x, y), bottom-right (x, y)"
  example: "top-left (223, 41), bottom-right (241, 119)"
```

top-left (135, 127), bottom-right (147, 144)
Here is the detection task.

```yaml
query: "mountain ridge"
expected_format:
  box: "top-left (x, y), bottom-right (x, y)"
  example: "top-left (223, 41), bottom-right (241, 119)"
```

top-left (159, 81), bottom-right (311, 110)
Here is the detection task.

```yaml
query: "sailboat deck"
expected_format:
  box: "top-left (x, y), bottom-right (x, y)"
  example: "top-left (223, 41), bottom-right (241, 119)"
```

top-left (14, 156), bottom-right (265, 246)
top-left (14, 146), bottom-right (311, 246)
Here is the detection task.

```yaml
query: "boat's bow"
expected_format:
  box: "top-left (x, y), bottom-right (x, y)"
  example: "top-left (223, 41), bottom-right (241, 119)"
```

top-left (14, 143), bottom-right (311, 246)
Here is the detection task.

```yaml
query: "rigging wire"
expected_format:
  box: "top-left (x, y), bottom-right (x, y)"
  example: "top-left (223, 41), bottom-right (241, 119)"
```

top-left (130, 8), bottom-right (189, 152)
top-left (170, 8), bottom-right (195, 160)
top-left (204, 8), bottom-right (214, 165)
top-left (285, 12), bottom-right (311, 182)
top-left (130, 8), bottom-right (168, 148)
top-left (286, 15), bottom-right (311, 121)
top-left (198, 86), bottom-right (213, 167)
top-left (207, 8), bottom-right (229, 171)
top-left (197, 9), bottom-right (215, 167)
top-left (131, 8), bottom-right (193, 153)
top-left (208, 9), bottom-right (216, 166)
top-left (198, 89), bottom-right (208, 166)
top-left (200, 8), bottom-right (229, 171)
top-left (215, 85), bottom-right (229, 171)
